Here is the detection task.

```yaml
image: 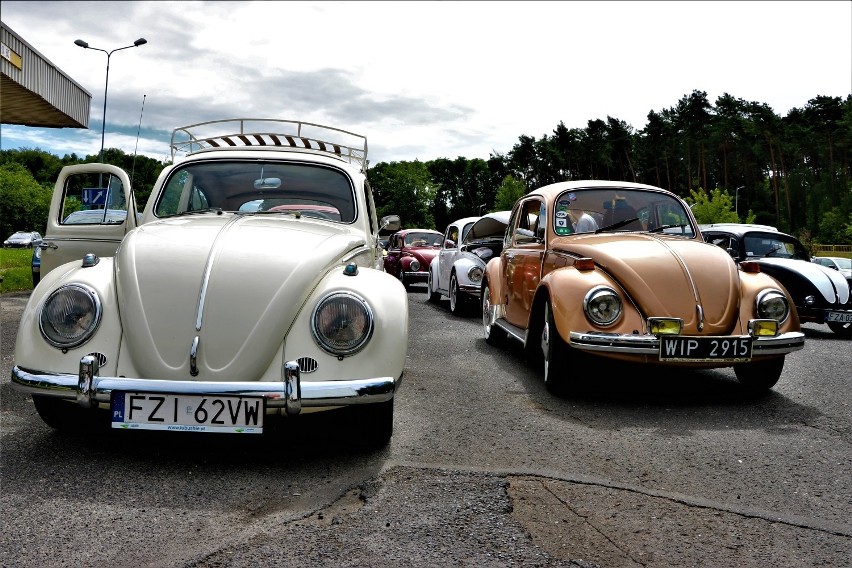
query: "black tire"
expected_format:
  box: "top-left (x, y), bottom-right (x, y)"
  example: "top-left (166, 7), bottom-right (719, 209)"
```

top-left (350, 400), bottom-right (394, 450)
top-left (827, 320), bottom-right (852, 338)
top-left (449, 273), bottom-right (467, 315)
top-left (734, 357), bottom-right (784, 393)
top-left (33, 396), bottom-right (93, 431)
top-left (397, 268), bottom-right (409, 290)
top-left (541, 300), bottom-right (569, 396)
top-left (482, 282), bottom-right (507, 346)
top-left (426, 269), bottom-right (441, 303)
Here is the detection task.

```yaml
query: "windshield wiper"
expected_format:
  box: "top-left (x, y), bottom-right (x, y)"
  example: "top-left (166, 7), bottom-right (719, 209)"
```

top-left (595, 217), bottom-right (640, 233)
top-left (180, 208), bottom-right (223, 216)
top-left (649, 223), bottom-right (690, 233)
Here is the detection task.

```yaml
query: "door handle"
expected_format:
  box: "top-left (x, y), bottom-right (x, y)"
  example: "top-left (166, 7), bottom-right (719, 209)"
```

top-left (38, 242), bottom-right (58, 250)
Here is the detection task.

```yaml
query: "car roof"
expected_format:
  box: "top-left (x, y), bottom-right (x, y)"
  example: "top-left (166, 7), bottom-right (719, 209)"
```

top-left (699, 223), bottom-right (781, 237)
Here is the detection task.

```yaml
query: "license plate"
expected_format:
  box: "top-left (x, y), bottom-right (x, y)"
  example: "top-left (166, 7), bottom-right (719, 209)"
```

top-left (659, 336), bottom-right (752, 362)
top-left (111, 392), bottom-right (264, 433)
top-left (825, 311), bottom-right (852, 323)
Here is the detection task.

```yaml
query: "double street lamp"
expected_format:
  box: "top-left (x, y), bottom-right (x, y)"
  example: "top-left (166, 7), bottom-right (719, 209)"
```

top-left (74, 37), bottom-right (148, 163)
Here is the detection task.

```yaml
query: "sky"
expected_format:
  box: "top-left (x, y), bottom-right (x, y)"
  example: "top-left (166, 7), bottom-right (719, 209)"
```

top-left (1, 1), bottom-right (851, 166)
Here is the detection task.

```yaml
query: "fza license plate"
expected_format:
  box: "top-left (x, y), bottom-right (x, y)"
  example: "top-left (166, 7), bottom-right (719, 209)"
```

top-left (111, 392), bottom-right (264, 433)
top-left (659, 336), bottom-right (752, 362)
top-left (825, 311), bottom-right (852, 323)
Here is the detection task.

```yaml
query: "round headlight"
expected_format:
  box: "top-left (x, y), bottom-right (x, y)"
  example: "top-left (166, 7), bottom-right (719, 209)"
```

top-left (584, 286), bottom-right (622, 326)
top-left (468, 265), bottom-right (483, 283)
top-left (39, 284), bottom-right (102, 348)
top-left (756, 289), bottom-right (790, 322)
top-left (311, 292), bottom-right (374, 356)
top-left (409, 259), bottom-right (421, 272)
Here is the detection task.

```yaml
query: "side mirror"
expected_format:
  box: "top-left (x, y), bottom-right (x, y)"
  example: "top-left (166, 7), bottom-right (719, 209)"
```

top-left (444, 239), bottom-right (456, 249)
top-left (380, 215), bottom-right (401, 232)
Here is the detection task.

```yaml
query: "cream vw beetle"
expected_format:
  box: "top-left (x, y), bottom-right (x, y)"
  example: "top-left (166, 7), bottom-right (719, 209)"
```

top-left (13, 119), bottom-right (407, 446)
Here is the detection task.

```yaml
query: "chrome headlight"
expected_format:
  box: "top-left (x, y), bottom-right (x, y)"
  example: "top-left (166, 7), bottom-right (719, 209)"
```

top-left (311, 292), bottom-right (374, 357)
top-left (409, 259), bottom-right (421, 272)
top-left (756, 289), bottom-right (790, 323)
top-left (468, 265), bottom-right (483, 284)
top-left (584, 286), bottom-right (622, 326)
top-left (39, 284), bottom-right (102, 348)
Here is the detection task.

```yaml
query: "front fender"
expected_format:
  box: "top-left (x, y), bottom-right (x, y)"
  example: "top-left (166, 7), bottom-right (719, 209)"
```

top-left (483, 257), bottom-right (506, 305)
top-left (15, 257), bottom-right (123, 376)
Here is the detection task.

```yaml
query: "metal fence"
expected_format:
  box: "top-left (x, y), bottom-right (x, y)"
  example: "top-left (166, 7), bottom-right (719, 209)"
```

top-left (813, 244), bottom-right (852, 255)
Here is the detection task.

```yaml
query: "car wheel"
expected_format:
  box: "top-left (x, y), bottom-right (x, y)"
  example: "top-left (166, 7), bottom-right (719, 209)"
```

top-left (397, 268), bottom-right (409, 290)
top-left (541, 300), bottom-right (569, 396)
top-left (350, 399), bottom-right (394, 449)
top-left (482, 282), bottom-right (506, 346)
top-left (733, 357), bottom-right (784, 393)
top-left (33, 396), bottom-right (95, 431)
top-left (426, 269), bottom-right (441, 303)
top-left (827, 320), bottom-right (852, 338)
top-left (449, 273), bottom-right (467, 315)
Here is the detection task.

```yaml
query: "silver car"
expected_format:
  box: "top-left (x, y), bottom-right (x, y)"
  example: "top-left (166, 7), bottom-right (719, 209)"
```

top-left (427, 211), bottom-right (510, 314)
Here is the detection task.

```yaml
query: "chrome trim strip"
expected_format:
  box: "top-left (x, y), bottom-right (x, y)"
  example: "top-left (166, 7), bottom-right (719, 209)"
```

top-left (12, 362), bottom-right (398, 410)
top-left (195, 215), bottom-right (242, 331)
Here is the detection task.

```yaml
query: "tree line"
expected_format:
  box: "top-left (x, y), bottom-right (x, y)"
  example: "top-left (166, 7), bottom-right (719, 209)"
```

top-left (2, 90), bottom-right (850, 245)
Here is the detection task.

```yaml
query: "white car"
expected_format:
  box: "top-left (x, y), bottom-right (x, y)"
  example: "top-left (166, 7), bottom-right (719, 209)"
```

top-left (813, 256), bottom-right (852, 285)
top-left (12, 118), bottom-right (407, 447)
top-left (427, 211), bottom-right (510, 314)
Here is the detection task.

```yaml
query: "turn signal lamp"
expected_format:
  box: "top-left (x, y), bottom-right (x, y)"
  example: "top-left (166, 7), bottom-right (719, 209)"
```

top-left (740, 260), bottom-right (762, 273)
top-left (749, 319), bottom-right (779, 337)
top-left (574, 257), bottom-right (595, 271)
top-left (648, 317), bottom-right (683, 335)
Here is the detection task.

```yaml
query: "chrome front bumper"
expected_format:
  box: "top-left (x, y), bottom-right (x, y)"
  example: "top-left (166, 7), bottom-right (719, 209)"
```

top-left (11, 357), bottom-right (398, 417)
top-left (568, 330), bottom-right (806, 356)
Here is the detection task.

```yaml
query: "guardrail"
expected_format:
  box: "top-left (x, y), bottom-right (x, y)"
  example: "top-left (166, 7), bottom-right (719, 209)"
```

top-left (813, 244), bottom-right (852, 255)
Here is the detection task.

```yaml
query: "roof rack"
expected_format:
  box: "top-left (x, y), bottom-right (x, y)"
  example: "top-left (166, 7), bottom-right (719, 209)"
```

top-left (170, 119), bottom-right (368, 171)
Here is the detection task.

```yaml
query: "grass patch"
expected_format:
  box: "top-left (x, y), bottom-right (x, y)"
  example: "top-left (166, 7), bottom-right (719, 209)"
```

top-left (0, 248), bottom-right (35, 293)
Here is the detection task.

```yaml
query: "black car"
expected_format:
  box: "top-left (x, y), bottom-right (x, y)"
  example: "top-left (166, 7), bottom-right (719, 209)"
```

top-left (701, 223), bottom-right (852, 338)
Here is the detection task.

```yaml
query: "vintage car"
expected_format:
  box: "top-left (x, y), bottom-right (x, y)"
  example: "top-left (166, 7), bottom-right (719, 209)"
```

top-left (700, 224), bottom-right (852, 338)
top-left (12, 119), bottom-right (407, 446)
top-left (382, 228), bottom-right (443, 288)
top-left (3, 230), bottom-right (42, 248)
top-left (427, 211), bottom-right (510, 314)
top-left (481, 180), bottom-right (806, 395)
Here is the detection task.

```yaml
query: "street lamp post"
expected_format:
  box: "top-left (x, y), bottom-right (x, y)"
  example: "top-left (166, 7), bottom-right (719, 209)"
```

top-left (74, 37), bottom-right (147, 163)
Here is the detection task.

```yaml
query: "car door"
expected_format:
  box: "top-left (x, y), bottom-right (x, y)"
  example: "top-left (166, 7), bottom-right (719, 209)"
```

top-left (39, 163), bottom-right (137, 280)
top-left (437, 223), bottom-right (461, 293)
top-left (384, 233), bottom-right (403, 276)
top-left (502, 198), bottom-right (546, 328)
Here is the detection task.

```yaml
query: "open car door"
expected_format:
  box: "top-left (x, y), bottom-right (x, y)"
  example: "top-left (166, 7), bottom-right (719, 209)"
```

top-left (38, 163), bottom-right (137, 280)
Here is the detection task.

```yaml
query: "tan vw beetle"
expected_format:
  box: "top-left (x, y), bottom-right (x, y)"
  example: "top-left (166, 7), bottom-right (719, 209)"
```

top-left (12, 119), bottom-right (406, 446)
top-left (481, 180), bottom-right (805, 395)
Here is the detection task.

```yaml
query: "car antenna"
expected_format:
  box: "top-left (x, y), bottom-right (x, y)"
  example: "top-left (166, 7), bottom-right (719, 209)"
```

top-left (130, 94), bottom-right (146, 187)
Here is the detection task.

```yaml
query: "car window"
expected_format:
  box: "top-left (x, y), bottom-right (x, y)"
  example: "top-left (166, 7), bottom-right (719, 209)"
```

top-left (405, 232), bottom-right (441, 246)
top-left (445, 225), bottom-right (459, 248)
top-left (59, 171), bottom-right (128, 225)
top-left (743, 234), bottom-right (809, 260)
top-left (154, 161), bottom-right (357, 223)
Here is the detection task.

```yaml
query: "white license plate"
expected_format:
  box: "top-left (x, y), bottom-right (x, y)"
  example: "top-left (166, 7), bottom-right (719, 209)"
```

top-left (659, 336), bottom-right (752, 362)
top-left (825, 311), bottom-right (852, 323)
top-left (111, 392), bottom-right (264, 433)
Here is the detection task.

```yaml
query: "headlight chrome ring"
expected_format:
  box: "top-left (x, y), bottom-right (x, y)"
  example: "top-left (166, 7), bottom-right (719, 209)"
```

top-left (311, 292), bottom-right (374, 357)
top-left (584, 286), bottom-right (622, 327)
top-left (468, 265), bottom-right (483, 283)
top-left (756, 288), bottom-right (790, 323)
top-left (39, 283), bottom-right (102, 349)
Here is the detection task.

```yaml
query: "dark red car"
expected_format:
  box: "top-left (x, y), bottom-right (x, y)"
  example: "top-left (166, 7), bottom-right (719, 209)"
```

top-left (383, 229), bottom-right (443, 288)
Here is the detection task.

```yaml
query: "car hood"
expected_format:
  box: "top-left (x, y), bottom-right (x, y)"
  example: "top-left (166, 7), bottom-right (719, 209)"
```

top-left (757, 258), bottom-right (850, 305)
top-left (115, 215), bottom-right (364, 380)
top-left (464, 211), bottom-right (510, 242)
top-left (553, 234), bottom-right (740, 333)
top-left (406, 246), bottom-right (440, 264)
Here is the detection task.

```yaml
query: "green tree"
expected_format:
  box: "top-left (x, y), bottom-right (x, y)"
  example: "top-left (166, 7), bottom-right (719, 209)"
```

top-left (493, 175), bottom-right (525, 211)
top-left (369, 160), bottom-right (436, 229)
top-left (685, 187), bottom-right (753, 225)
top-left (0, 162), bottom-right (52, 237)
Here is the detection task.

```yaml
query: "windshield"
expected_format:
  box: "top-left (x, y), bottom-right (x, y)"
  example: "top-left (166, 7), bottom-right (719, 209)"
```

top-left (405, 232), bottom-right (442, 247)
top-left (744, 233), bottom-right (810, 261)
top-left (154, 160), bottom-right (356, 222)
top-left (552, 188), bottom-right (695, 236)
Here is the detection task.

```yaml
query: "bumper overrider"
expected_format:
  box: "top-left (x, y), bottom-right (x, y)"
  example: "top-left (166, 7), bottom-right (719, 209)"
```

top-left (11, 357), bottom-right (399, 416)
